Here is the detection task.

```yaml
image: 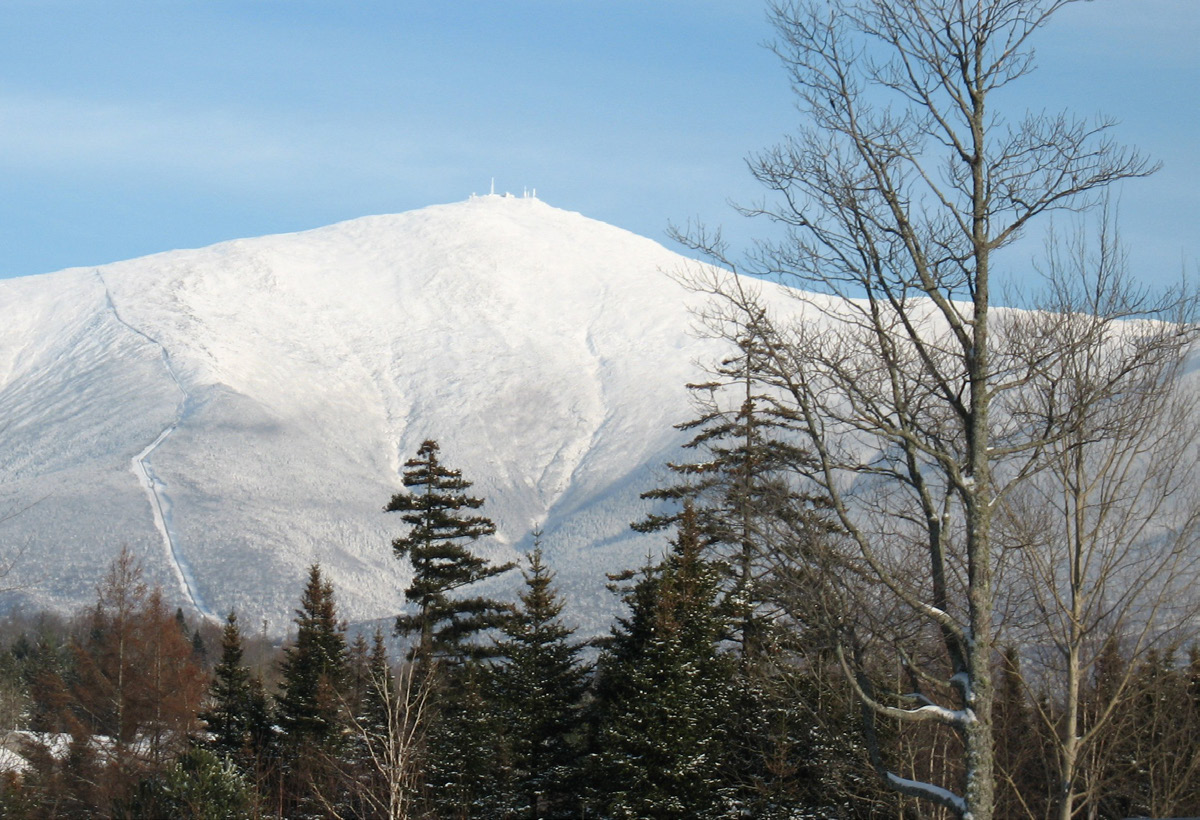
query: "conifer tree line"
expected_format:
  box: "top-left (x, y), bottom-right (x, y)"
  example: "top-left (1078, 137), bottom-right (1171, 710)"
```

top-left (0, 425), bottom-right (1196, 817)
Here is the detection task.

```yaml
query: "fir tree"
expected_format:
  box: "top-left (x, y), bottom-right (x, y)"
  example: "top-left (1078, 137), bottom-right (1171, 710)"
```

top-left (490, 539), bottom-right (589, 818)
top-left (635, 330), bottom-right (830, 659)
top-left (357, 629), bottom-right (394, 744)
top-left (386, 439), bottom-right (515, 662)
top-left (339, 629), bottom-right (431, 820)
top-left (589, 504), bottom-right (735, 818)
top-left (201, 611), bottom-right (272, 768)
top-left (277, 565), bottom-right (347, 747)
top-left (422, 662), bottom-right (511, 819)
top-left (993, 646), bottom-right (1051, 819)
top-left (636, 331), bottom-right (846, 813)
top-left (275, 564), bottom-right (348, 816)
top-left (116, 748), bottom-right (254, 820)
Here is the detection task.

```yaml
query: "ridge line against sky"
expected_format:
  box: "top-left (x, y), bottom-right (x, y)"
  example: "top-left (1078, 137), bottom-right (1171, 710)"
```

top-left (0, 1), bottom-right (1196, 292)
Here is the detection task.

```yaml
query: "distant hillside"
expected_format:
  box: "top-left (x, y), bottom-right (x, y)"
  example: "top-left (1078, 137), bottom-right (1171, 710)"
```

top-left (0, 195), bottom-right (796, 635)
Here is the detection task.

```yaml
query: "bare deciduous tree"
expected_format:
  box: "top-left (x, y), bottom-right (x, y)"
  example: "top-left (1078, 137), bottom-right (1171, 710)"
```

top-left (995, 220), bottom-right (1200, 820)
top-left (674, 1), bottom-right (1166, 816)
top-left (319, 654), bottom-right (436, 820)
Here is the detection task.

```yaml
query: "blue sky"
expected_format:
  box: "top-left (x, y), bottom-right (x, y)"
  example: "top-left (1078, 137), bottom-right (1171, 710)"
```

top-left (0, 1), bottom-right (1195, 291)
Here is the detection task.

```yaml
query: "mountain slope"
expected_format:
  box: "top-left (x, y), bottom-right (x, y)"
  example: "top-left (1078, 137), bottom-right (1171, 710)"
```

top-left (0, 195), bottom-right (770, 634)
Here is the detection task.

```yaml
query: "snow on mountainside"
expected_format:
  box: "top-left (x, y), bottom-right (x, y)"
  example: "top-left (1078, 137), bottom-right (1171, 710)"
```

top-left (0, 195), bottom-right (783, 635)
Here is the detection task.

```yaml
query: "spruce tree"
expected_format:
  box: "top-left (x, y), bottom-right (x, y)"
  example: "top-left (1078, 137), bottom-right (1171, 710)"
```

top-left (490, 539), bottom-right (589, 818)
top-left (386, 439), bottom-right (515, 661)
top-left (339, 628), bottom-right (405, 820)
top-left (636, 332), bottom-right (840, 811)
top-left (994, 646), bottom-right (1051, 818)
top-left (358, 628), bottom-right (396, 754)
top-left (422, 662), bottom-right (510, 819)
top-left (635, 331), bottom-right (830, 659)
top-left (589, 504), bottom-right (734, 818)
top-left (277, 565), bottom-right (347, 746)
top-left (203, 612), bottom-right (254, 758)
top-left (201, 611), bottom-right (272, 769)
top-left (275, 564), bottom-right (348, 816)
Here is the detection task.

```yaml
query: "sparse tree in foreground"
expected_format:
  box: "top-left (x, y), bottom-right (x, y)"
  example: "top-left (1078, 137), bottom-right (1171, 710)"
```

top-left (324, 630), bottom-right (434, 820)
top-left (994, 221), bottom-right (1200, 819)
top-left (674, 1), bottom-right (1176, 815)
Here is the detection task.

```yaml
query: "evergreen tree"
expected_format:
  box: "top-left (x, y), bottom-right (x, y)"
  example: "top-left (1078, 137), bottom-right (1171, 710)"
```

top-left (422, 662), bottom-right (511, 819)
top-left (635, 330), bottom-right (830, 659)
top-left (201, 611), bottom-right (272, 769)
top-left (275, 564), bottom-right (348, 816)
top-left (339, 629), bottom-right (430, 820)
top-left (277, 565), bottom-right (347, 747)
top-left (589, 504), bottom-right (735, 818)
top-left (361, 629), bottom-right (395, 743)
top-left (636, 333), bottom-right (841, 812)
top-left (994, 646), bottom-right (1051, 819)
top-left (386, 439), bottom-right (515, 661)
top-left (116, 747), bottom-right (254, 820)
top-left (490, 539), bottom-right (589, 818)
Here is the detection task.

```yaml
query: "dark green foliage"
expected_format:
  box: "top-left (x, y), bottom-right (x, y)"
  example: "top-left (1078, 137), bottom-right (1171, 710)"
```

top-left (635, 331), bottom-right (832, 660)
top-left (386, 439), bottom-right (516, 661)
top-left (1101, 648), bottom-right (1200, 818)
top-left (13, 629), bottom-right (73, 734)
top-left (422, 662), bottom-right (512, 819)
top-left (363, 629), bottom-right (395, 734)
top-left (588, 505), bottom-right (736, 818)
top-left (337, 627), bottom-right (398, 817)
top-left (274, 564), bottom-right (349, 817)
top-left (276, 565), bottom-right (347, 748)
top-left (993, 647), bottom-right (1051, 819)
top-left (490, 541), bottom-right (589, 818)
top-left (116, 747), bottom-right (254, 820)
top-left (200, 611), bottom-right (272, 767)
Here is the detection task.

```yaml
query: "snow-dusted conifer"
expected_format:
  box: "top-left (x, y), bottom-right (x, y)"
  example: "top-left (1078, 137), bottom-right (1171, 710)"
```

top-left (636, 329), bottom-right (831, 660)
top-left (490, 539), bottom-right (588, 818)
top-left (202, 611), bottom-right (271, 765)
top-left (277, 565), bottom-right (347, 746)
top-left (275, 565), bottom-right (348, 816)
top-left (589, 503), bottom-right (734, 817)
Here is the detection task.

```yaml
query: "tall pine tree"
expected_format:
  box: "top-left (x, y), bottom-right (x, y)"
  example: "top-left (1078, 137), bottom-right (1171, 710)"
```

top-left (275, 564), bottom-right (348, 817)
top-left (637, 329), bottom-right (842, 812)
top-left (201, 611), bottom-right (272, 769)
top-left (386, 439), bottom-right (515, 662)
top-left (277, 565), bottom-right (347, 746)
top-left (636, 329), bottom-right (832, 660)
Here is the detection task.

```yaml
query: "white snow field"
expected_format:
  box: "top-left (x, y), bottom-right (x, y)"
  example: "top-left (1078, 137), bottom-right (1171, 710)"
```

top-left (0, 195), bottom-right (783, 636)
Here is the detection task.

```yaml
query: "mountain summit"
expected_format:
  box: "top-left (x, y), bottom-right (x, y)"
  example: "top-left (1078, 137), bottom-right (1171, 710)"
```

top-left (0, 196), bottom-right (753, 632)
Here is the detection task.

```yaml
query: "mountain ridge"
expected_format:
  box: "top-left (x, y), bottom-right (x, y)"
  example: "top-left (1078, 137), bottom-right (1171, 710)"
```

top-left (0, 195), bottom-right (771, 635)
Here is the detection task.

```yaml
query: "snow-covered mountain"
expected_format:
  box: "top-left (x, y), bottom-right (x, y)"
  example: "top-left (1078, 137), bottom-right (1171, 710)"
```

top-left (0, 195), bottom-right (773, 636)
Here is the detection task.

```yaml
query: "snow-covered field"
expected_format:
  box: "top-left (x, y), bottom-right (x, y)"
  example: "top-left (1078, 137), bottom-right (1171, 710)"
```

top-left (0, 195), bottom-right (786, 636)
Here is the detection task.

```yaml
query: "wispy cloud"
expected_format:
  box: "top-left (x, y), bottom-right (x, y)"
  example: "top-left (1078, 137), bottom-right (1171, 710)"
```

top-left (0, 92), bottom-right (426, 189)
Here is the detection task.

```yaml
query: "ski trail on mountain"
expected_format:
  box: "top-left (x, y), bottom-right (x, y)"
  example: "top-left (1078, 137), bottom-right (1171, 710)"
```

top-left (94, 270), bottom-right (214, 621)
